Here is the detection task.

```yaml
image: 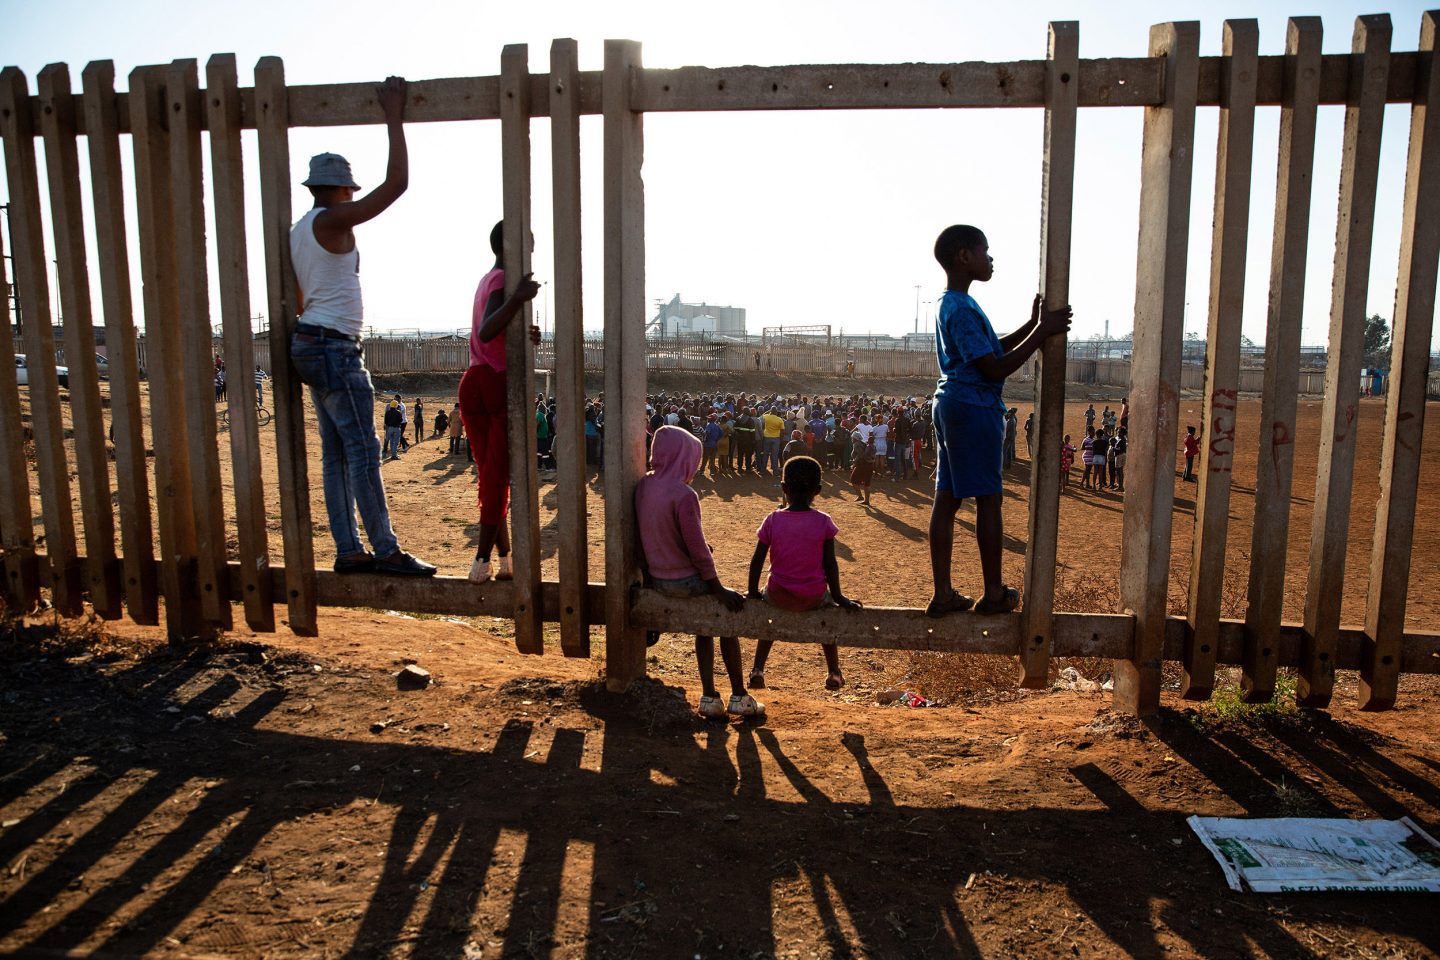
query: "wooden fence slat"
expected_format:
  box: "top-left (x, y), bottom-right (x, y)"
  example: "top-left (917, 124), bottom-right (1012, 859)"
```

top-left (603, 39), bottom-right (649, 692)
top-left (129, 64), bottom-right (203, 639)
top-left (551, 38), bottom-right (590, 657)
top-left (207, 54), bottom-right (274, 633)
top-left (1183, 20), bottom-right (1258, 699)
top-left (0, 67), bottom-right (83, 616)
top-left (1019, 21), bottom-right (1078, 690)
top-left (1300, 15), bottom-right (1391, 709)
top-left (168, 58), bottom-right (231, 632)
top-left (0, 222), bottom-right (39, 611)
top-left (501, 44), bottom-right (544, 656)
top-left (81, 60), bottom-right (156, 624)
top-left (1242, 18), bottom-right (1321, 702)
top-left (1360, 11), bottom-right (1440, 711)
top-left (37, 62), bottom-right (122, 620)
top-left (1114, 22), bottom-right (1199, 716)
top-left (255, 56), bottom-right (318, 636)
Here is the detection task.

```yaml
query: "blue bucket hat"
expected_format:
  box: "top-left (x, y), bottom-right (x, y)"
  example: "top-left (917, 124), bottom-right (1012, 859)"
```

top-left (302, 152), bottom-right (360, 189)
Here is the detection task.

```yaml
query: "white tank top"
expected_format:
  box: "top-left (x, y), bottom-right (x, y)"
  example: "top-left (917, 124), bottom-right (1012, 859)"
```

top-left (290, 207), bottom-right (364, 337)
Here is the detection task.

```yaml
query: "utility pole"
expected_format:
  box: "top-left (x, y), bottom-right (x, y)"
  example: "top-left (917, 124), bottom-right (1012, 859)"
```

top-left (913, 284), bottom-right (920, 335)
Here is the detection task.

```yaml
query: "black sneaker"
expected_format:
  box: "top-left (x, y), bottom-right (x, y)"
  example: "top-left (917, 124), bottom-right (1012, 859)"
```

top-left (334, 553), bottom-right (376, 574)
top-left (374, 551), bottom-right (437, 577)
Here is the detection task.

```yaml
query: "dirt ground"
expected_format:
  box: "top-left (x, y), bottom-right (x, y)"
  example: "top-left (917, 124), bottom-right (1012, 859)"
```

top-left (4, 373), bottom-right (1440, 957)
top-left (2, 609), bottom-right (1440, 958)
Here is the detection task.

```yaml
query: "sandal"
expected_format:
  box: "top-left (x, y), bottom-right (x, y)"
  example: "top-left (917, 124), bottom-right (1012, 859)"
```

top-left (974, 585), bottom-right (1020, 616)
top-left (925, 591), bottom-right (975, 618)
top-left (825, 672), bottom-right (845, 691)
top-left (748, 670), bottom-right (766, 689)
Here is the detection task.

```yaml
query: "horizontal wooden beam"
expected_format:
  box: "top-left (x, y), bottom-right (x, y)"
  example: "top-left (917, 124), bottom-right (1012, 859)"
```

top-left (12, 50), bottom-right (1427, 136)
top-left (27, 556), bottom-right (1440, 677)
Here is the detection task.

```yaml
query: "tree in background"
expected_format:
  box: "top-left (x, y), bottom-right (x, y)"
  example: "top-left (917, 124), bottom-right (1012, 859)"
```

top-left (1363, 314), bottom-right (1391, 370)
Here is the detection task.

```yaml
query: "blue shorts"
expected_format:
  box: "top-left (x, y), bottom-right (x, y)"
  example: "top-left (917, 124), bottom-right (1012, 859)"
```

top-left (933, 395), bottom-right (1004, 499)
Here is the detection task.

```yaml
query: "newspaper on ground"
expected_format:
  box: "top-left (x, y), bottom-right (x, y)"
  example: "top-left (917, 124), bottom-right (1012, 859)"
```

top-left (1187, 816), bottom-right (1440, 893)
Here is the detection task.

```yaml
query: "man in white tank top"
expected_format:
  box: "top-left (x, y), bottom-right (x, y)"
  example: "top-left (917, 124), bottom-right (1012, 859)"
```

top-left (287, 76), bottom-right (435, 577)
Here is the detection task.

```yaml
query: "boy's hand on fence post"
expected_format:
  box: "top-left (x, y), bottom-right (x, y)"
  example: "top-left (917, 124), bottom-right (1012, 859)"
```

top-left (836, 596), bottom-right (863, 610)
top-left (1031, 293), bottom-right (1043, 326)
top-left (377, 76), bottom-right (407, 123)
top-left (747, 588), bottom-right (764, 601)
top-left (514, 273), bottom-right (541, 303)
top-left (1039, 304), bottom-right (1073, 339)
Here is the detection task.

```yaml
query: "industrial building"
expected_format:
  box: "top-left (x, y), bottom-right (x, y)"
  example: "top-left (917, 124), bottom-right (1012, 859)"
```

top-left (649, 293), bottom-right (746, 337)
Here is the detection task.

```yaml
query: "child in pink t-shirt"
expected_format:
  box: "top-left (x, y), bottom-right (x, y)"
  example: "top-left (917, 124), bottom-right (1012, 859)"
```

top-left (746, 456), bottom-right (862, 691)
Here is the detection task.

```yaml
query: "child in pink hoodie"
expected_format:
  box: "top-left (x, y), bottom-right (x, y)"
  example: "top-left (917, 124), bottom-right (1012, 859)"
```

top-left (636, 425), bottom-right (763, 719)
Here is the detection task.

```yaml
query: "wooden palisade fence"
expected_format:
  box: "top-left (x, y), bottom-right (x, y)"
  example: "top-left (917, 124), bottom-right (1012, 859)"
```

top-left (2, 15), bottom-right (1439, 716)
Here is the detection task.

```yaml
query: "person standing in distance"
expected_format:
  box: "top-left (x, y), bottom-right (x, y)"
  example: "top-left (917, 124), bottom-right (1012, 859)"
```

top-left (288, 76), bottom-right (435, 577)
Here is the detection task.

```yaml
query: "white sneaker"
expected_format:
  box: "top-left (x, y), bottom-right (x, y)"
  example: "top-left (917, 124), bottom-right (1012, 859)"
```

top-left (496, 556), bottom-right (513, 581)
top-left (698, 695), bottom-right (727, 720)
top-left (727, 694), bottom-right (765, 718)
top-left (468, 557), bottom-right (492, 583)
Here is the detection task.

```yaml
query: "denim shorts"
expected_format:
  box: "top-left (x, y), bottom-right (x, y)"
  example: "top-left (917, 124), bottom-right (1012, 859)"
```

top-left (652, 575), bottom-right (709, 598)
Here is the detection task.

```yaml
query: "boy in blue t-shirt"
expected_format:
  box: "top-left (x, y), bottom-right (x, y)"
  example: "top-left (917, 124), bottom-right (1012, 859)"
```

top-left (926, 225), bottom-right (1071, 617)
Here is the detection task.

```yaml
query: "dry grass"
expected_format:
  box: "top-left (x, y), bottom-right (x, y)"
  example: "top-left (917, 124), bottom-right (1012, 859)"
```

top-left (0, 598), bottom-right (160, 663)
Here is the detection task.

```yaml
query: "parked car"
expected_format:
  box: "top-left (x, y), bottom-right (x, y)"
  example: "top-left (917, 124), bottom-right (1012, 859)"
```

top-left (95, 353), bottom-right (109, 380)
top-left (15, 355), bottom-right (70, 388)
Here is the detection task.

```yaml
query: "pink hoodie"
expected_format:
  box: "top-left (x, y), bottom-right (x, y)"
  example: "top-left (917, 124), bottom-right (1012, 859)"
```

top-left (635, 426), bottom-right (717, 582)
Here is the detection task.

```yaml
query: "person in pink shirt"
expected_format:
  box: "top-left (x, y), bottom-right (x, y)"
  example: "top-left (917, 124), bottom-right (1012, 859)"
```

top-left (461, 220), bottom-right (540, 583)
top-left (746, 456), bottom-right (863, 691)
top-left (636, 425), bottom-right (762, 719)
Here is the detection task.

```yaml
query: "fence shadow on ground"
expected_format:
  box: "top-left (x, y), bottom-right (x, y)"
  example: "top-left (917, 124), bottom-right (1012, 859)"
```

top-left (2, 646), bottom-right (1438, 957)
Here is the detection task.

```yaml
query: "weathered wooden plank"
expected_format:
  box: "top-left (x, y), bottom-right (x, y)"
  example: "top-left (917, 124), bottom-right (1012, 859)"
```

top-left (129, 64), bottom-right (203, 639)
top-left (287, 74), bottom-right (600, 126)
top-left (206, 54), bottom-right (274, 633)
top-left (1242, 18), bottom-right (1321, 702)
top-left (1183, 20), bottom-right (1258, 700)
top-left (1019, 22), bottom-right (1078, 690)
top-left (1301, 15), bottom-right (1391, 709)
top-left (500, 45), bottom-right (544, 656)
top-left (1114, 23), bottom-right (1199, 717)
top-left (1361, 12), bottom-right (1440, 712)
top-left (81, 60), bottom-right (157, 624)
top-left (35, 63), bottom-right (121, 619)
top-left (0, 67), bottom-right (83, 616)
top-left (7, 52), bottom-right (1427, 139)
top-left (633, 58), bottom-right (1156, 112)
top-left (550, 38), bottom-right (589, 658)
top-left (255, 56), bottom-right (318, 636)
top-left (603, 40), bottom-right (649, 692)
top-left (168, 59), bottom-right (231, 633)
top-left (0, 222), bottom-right (39, 611)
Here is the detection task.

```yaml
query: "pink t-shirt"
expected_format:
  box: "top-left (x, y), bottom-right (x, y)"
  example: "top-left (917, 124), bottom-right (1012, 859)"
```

top-left (470, 267), bottom-right (507, 371)
top-left (757, 508), bottom-right (839, 598)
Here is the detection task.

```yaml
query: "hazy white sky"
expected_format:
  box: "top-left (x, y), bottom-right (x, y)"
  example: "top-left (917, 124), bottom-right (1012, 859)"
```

top-left (1, 0), bottom-right (1436, 350)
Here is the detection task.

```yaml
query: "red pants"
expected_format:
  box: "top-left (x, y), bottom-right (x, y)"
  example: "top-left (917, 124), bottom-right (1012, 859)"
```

top-left (459, 364), bottom-right (510, 526)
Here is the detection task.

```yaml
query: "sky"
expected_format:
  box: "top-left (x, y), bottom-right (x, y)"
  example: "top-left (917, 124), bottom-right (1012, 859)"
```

top-left (1, 0), bottom-right (1436, 352)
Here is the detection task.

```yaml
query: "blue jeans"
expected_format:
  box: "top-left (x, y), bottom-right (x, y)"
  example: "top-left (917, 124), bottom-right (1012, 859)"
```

top-left (761, 437), bottom-right (782, 473)
top-left (289, 333), bottom-right (399, 558)
top-left (383, 426), bottom-right (403, 459)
